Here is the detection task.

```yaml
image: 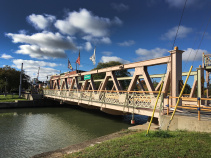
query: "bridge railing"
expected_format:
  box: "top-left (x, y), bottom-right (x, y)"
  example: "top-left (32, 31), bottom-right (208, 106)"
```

top-left (203, 54), bottom-right (211, 67)
top-left (166, 96), bottom-right (211, 120)
top-left (43, 89), bottom-right (164, 110)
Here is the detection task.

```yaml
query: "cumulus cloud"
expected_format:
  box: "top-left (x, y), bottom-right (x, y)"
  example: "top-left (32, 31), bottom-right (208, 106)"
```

top-left (111, 3), bottom-right (129, 12)
top-left (183, 48), bottom-right (208, 61)
top-left (118, 40), bottom-right (135, 46)
top-left (0, 53), bottom-right (13, 59)
top-left (55, 8), bottom-right (122, 37)
top-left (102, 51), bottom-right (113, 56)
top-left (27, 14), bottom-right (56, 30)
top-left (7, 32), bottom-right (76, 50)
top-left (6, 31), bottom-right (76, 59)
top-left (161, 26), bottom-right (192, 40)
top-left (13, 59), bottom-right (60, 81)
top-left (100, 56), bottom-right (130, 64)
top-left (135, 48), bottom-right (168, 61)
top-left (85, 42), bottom-right (92, 51)
top-left (16, 45), bottom-right (66, 59)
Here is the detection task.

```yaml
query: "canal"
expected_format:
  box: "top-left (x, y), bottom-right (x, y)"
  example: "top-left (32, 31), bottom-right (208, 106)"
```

top-left (0, 105), bottom-right (148, 158)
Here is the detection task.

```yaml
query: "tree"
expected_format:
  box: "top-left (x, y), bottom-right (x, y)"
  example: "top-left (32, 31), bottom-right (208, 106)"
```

top-left (92, 61), bottom-right (130, 90)
top-left (0, 65), bottom-right (31, 93)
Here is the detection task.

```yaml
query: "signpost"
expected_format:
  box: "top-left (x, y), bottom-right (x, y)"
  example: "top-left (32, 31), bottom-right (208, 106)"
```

top-left (84, 74), bottom-right (91, 80)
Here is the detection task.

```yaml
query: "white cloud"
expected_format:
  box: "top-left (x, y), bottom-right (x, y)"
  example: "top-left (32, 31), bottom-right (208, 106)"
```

top-left (100, 56), bottom-right (130, 64)
top-left (161, 26), bottom-right (192, 40)
top-left (82, 35), bottom-right (111, 44)
top-left (0, 53), bottom-right (13, 59)
top-left (135, 48), bottom-right (168, 61)
top-left (12, 59), bottom-right (60, 81)
top-left (55, 8), bottom-right (122, 37)
top-left (85, 42), bottom-right (92, 51)
top-left (118, 40), bottom-right (135, 46)
top-left (102, 51), bottom-right (113, 56)
top-left (27, 14), bottom-right (56, 30)
top-left (111, 3), bottom-right (129, 12)
top-left (183, 48), bottom-right (208, 61)
top-left (7, 32), bottom-right (76, 50)
top-left (7, 31), bottom-right (76, 59)
top-left (101, 37), bottom-right (111, 44)
top-left (16, 45), bottom-right (66, 59)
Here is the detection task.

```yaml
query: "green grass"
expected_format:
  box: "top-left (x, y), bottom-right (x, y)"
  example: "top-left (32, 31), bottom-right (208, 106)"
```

top-left (0, 95), bottom-right (26, 102)
top-left (65, 130), bottom-right (211, 158)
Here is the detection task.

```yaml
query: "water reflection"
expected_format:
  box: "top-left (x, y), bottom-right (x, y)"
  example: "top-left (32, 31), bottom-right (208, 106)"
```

top-left (0, 106), bottom-right (147, 158)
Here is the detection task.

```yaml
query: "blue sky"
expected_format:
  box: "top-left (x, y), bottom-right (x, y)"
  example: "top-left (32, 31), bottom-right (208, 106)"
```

top-left (0, 0), bottom-right (211, 82)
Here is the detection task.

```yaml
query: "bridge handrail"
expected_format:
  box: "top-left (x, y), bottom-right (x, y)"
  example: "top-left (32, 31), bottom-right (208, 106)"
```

top-left (44, 89), bottom-right (165, 94)
top-left (43, 89), bottom-right (164, 110)
top-left (166, 96), bottom-right (211, 120)
top-left (203, 54), bottom-right (211, 67)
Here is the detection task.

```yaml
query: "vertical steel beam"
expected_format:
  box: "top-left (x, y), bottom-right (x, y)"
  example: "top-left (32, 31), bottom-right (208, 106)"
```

top-left (196, 65), bottom-right (204, 98)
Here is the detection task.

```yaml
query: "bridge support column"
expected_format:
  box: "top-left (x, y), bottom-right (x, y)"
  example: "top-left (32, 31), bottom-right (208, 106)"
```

top-left (197, 65), bottom-right (204, 100)
top-left (169, 46), bottom-right (184, 107)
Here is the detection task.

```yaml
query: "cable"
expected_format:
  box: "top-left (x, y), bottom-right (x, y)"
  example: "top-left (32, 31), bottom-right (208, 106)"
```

top-left (172, 0), bottom-right (188, 50)
top-left (182, 19), bottom-right (206, 71)
top-left (192, 16), bottom-right (211, 66)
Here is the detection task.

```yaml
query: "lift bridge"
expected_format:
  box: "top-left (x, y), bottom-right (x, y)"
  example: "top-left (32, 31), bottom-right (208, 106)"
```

top-left (43, 47), bottom-right (211, 123)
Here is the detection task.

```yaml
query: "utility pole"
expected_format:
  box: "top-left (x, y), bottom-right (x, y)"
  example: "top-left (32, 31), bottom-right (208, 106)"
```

top-left (19, 63), bottom-right (23, 98)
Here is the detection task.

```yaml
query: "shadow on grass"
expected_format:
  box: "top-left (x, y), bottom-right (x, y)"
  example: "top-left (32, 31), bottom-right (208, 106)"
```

top-left (148, 130), bottom-right (173, 138)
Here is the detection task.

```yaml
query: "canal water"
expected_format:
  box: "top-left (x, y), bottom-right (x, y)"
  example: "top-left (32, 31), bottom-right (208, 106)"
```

top-left (0, 105), bottom-right (148, 158)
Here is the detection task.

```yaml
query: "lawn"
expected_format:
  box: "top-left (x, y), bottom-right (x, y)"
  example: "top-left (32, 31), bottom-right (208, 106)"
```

top-left (65, 130), bottom-right (211, 158)
top-left (0, 94), bottom-right (26, 102)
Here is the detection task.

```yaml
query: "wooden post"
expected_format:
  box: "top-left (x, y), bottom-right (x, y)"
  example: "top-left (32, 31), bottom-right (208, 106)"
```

top-left (197, 97), bottom-right (201, 121)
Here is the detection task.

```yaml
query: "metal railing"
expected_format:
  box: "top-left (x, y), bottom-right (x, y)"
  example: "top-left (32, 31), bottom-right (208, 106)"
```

top-left (43, 89), bottom-right (164, 110)
top-left (203, 54), bottom-right (211, 67)
top-left (166, 96), bottom-right (211, 120)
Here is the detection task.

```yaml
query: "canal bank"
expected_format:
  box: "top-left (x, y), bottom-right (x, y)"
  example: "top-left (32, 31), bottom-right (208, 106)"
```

top-left (0, 99), bottom-right (60, 109)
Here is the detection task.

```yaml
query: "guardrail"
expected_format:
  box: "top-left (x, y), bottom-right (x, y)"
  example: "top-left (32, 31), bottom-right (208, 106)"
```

top-left (43, 89), bottom-right (164, 111)
top-left (166, 96), bottom-right (211, 120)
top-left (203, 54), bottom-right (211, 67)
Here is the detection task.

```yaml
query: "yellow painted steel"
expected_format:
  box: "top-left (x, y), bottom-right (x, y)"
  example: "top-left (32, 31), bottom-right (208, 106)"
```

top-left (146, 81), bottom-right (164, 136)
top-left (167, 66), bottom-right (193, 130)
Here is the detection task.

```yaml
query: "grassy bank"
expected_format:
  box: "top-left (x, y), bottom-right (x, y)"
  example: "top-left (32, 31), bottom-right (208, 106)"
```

top-left (0, 94), bottom-right (26, 102)
top-left (65, 130), bottom-right (211, 158)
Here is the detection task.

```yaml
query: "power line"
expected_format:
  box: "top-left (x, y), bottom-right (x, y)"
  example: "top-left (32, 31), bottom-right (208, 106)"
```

top-left (172, 0), bottom-right (188, 50)
top-left (192, 16), bottom-right (211, 65)
top-left (183, 18), bottom-right (207, 71)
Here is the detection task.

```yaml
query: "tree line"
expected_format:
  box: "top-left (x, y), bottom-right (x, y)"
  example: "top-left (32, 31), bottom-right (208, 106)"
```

top-left (0, 66), bottom-right (31, 93)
